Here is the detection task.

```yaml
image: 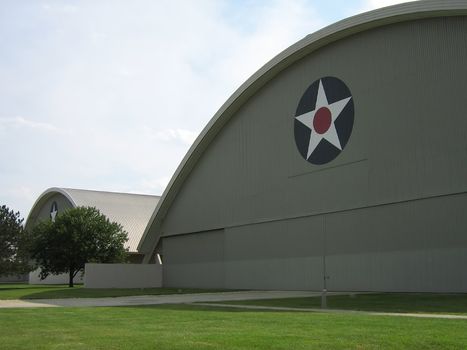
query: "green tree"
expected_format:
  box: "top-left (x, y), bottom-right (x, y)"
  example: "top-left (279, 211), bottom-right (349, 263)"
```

top-left (0, 205), bottom-right (31, 276)
top-left (29, 206), bottom-right (128, 287)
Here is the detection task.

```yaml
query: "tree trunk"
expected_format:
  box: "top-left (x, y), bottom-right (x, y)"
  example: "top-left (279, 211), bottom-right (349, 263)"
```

top-left (69, 269), bottom-right (74, 288)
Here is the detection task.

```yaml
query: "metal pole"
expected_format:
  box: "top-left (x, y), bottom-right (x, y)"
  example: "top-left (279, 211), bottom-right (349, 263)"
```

top-left (322, 256), bottom-right (327, 308)
top-left (321, 287), bottom-right (327, 309)
top-left (321, 216), bottom-right (327, 309)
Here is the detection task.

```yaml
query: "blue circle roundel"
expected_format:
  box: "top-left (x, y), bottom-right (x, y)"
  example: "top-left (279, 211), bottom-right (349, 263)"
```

top-left (294, 76), bottom-right (354, 165)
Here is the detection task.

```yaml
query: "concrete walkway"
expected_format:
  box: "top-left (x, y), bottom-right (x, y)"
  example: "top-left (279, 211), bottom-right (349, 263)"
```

top-left (0, 290), bottom-right (327, 308)
top-left (195, 302), bottom-right (467, 320)
top-left (2, 291), bottom-right (466, 320)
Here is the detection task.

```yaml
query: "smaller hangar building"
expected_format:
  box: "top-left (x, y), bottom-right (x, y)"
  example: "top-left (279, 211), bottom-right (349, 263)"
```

top-left (26, 188), bottom-right (160, 263)
top-left (138, 1), bottom-right (467, 292)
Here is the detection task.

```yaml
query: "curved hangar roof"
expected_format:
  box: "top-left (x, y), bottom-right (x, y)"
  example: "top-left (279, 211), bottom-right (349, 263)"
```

top-left (26, 188), bottom-right (160, 253)
top-left (138, 0), bottom-right (467, 258)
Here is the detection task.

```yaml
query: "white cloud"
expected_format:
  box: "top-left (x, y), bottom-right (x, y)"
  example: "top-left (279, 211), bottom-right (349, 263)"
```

top-left (0, 116), bottom-right (59, 132)
top-left (213, 0), bottom-right (324, 86)
top-left (140, 177), bottom-right (172, 193)
top-left (41, 3), bottom-right (79, 14)
top-left (0, 0), bottom-right (332, 217)
top-left (1, 186), bottom-right (37, 221)
top-left (153, 128), bottom-right (200, 145)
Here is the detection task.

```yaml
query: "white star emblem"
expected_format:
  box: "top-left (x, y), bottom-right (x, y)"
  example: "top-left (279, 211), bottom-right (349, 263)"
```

top-left (50, 204), bottom-right (58, 222)
top-left (295, 79), bottom-right (352, 159)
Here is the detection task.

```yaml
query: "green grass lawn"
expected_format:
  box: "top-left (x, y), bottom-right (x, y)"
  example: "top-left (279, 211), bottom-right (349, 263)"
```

top-left (0, 283), bottom-right (228, 300)
top-left (1, 304), bottom-right (467, 349)
top-left (214, 293), bottom-right (467, 315)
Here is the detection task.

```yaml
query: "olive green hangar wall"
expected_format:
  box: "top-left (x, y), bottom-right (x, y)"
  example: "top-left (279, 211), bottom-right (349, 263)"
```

top-left (139, 0), bottom-right (467, 292)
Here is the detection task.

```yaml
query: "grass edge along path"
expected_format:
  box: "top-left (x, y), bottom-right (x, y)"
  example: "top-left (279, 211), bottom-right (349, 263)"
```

top-left (205, 293), bottom-right (467, 315)
top-left (0, 283), bottom-right (232, 300)
top-left (194, 302), bottom-right (467, 319)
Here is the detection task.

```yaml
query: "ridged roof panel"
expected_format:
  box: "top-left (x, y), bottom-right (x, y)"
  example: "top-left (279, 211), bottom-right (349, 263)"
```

top-left (27, 188), bottom-right (160, 253)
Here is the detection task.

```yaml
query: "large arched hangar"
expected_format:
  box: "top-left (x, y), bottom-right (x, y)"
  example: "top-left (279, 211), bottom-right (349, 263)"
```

top-left (26, 188), bottom-right (160, 263)
top-left (139, 0), bottom-right (467, 292)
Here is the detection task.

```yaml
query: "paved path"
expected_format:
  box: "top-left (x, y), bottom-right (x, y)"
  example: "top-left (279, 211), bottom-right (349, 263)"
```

top-left (195, 303), bottom-right (467, 320)
top-left (2, 291), bottom-right (466, 320)
top-left (0, 290), bottom-right (328, 308)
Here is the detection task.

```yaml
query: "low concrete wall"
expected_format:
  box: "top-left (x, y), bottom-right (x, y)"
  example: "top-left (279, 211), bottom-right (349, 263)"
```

top-left (29, 269), bottom-right (84, 285)
top-left (0, 274), bottom-right (28, 283)
top-left (84, 263), bottom-right (162, 288)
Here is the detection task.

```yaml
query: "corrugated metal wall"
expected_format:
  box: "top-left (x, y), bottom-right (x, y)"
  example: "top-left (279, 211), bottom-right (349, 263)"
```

top-left (160, 16), bottom-right (467, 291)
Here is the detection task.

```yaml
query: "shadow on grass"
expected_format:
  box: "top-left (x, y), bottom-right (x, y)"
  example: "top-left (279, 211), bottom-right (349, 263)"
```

top-left (17, 286), bottom-right (88, 300)
top-left (120, 303), bottom-right (282, 313)
top-left (14, 286), bottom-right (237, 300)
top-left (0, 284), bottom-right (82, 300)
top-left (113, 294), bottom-right (467, 316)
top-left (4, 283), bottom-right (467, 315)
top-left (196, 293), bottom-right (467, 315)
top-left (0, 286), bottom-right (61, 292)
top-left (0, 283), bottom-right (236, 300)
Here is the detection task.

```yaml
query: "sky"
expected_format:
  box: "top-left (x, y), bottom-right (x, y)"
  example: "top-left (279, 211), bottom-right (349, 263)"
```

top-left (0, 0), bottom-right (417, 219)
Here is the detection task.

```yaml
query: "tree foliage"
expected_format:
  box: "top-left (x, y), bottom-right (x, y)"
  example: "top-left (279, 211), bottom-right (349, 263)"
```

top-left (0, 205), bottom-right (31, 276)
top-left (29, 206), bottom-right (129, 287)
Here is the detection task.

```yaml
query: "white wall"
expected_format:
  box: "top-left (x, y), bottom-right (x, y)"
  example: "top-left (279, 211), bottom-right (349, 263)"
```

top-left (29, 269), bottom-right (84, 285)
top-left (0, 274), bottom-right (28, 283)
top-left (84, 263), bottom-right (162, 288)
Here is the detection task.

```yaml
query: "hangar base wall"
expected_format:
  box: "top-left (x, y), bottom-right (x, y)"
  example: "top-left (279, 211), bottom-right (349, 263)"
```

top-left (149, 11), bottom-right (467, 293)
top-left (162, 192), bottom-right (467, 292)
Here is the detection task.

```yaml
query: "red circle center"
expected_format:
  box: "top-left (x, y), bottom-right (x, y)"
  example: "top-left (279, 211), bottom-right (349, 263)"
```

top-left (313, 107), bottom-right (332, 134)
